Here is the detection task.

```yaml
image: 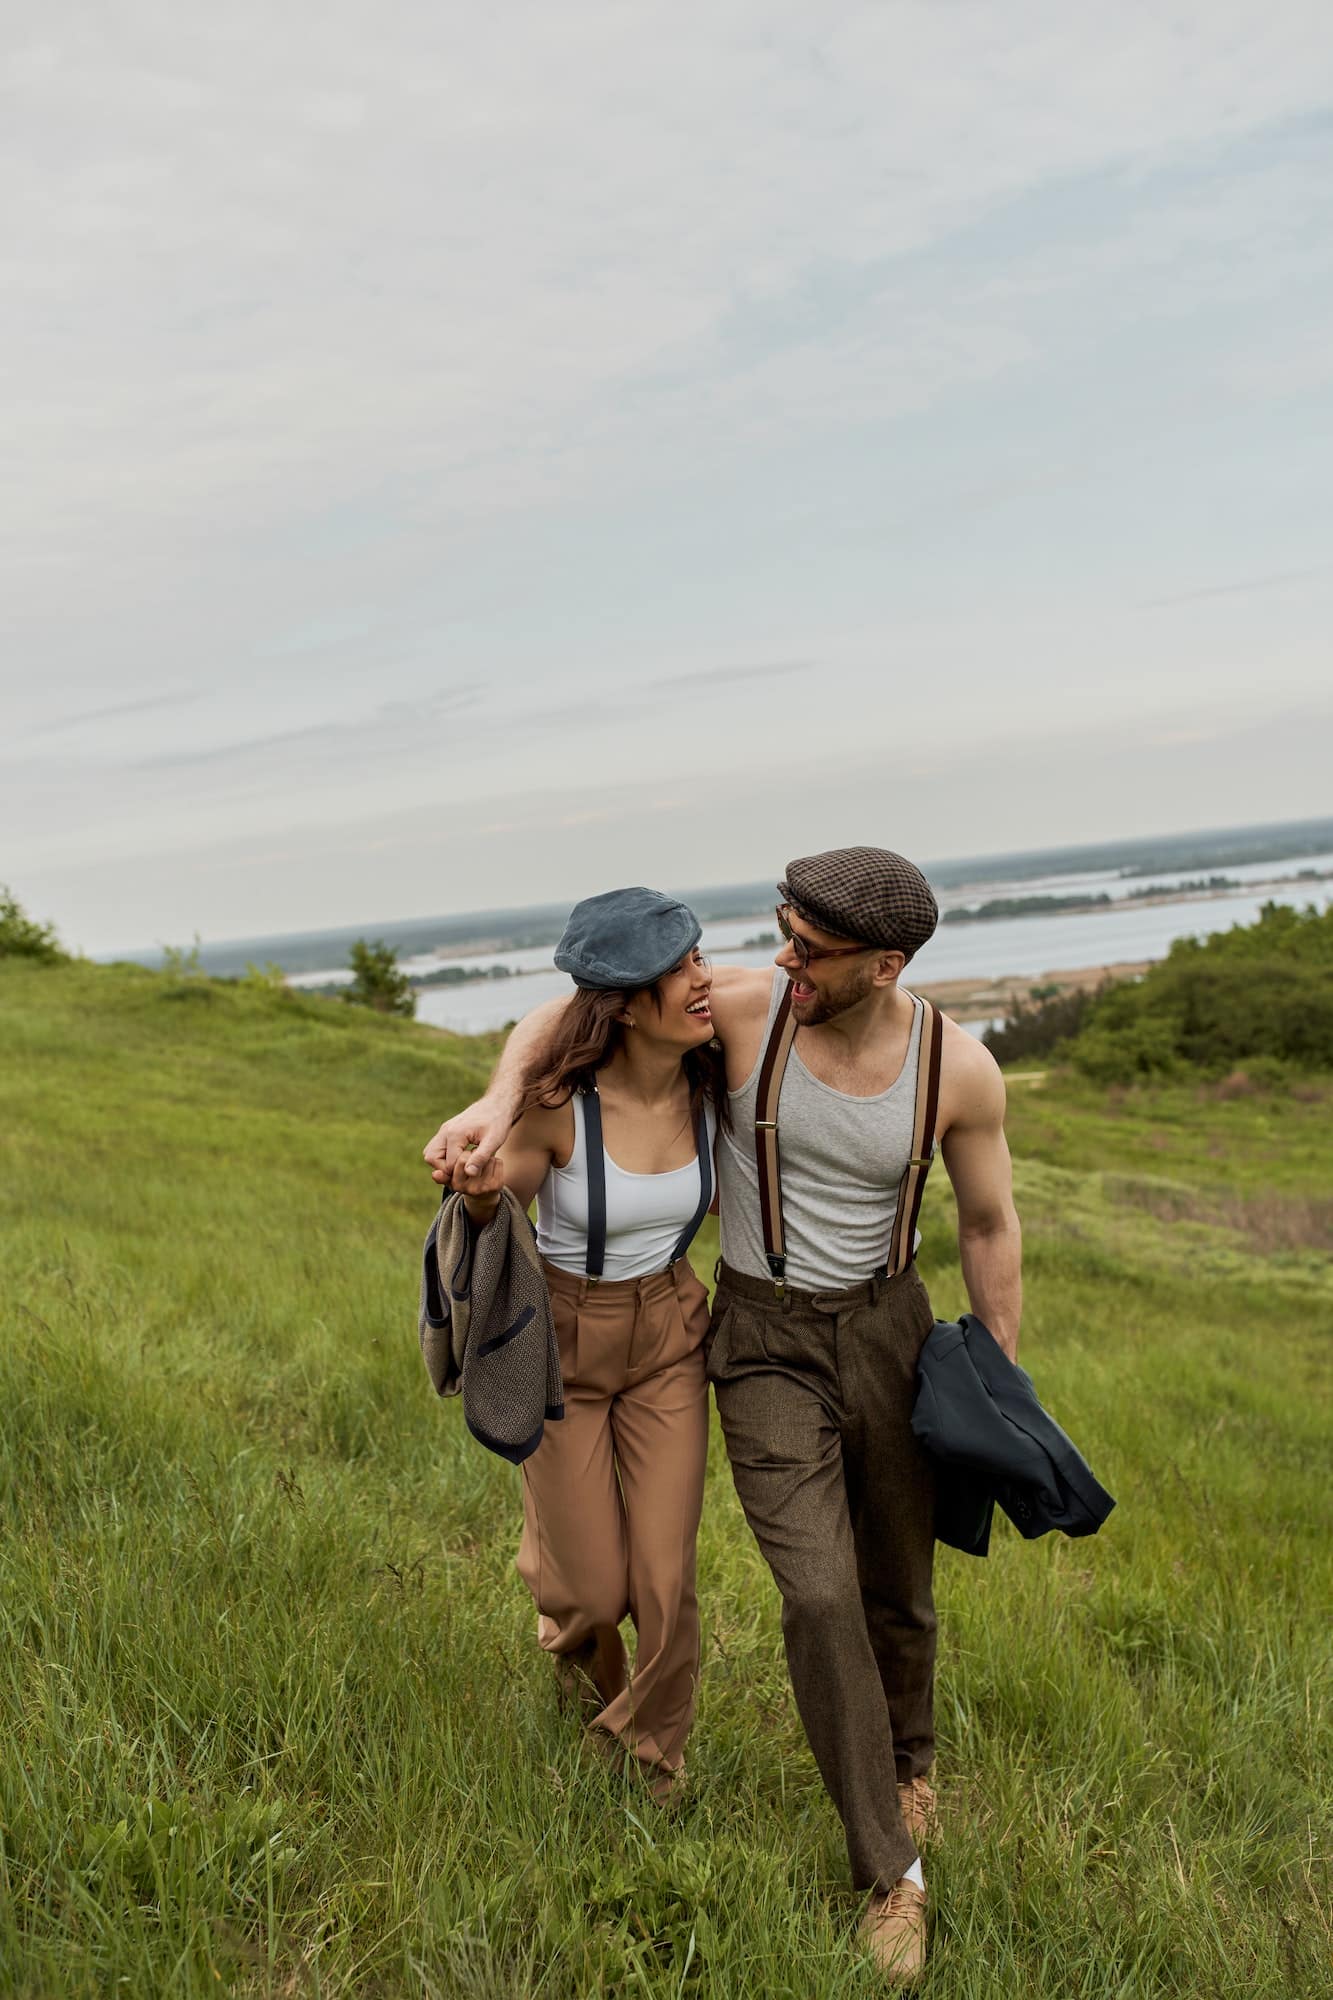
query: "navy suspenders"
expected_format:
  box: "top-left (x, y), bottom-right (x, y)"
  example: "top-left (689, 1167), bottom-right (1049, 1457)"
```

top-left (671, 1105), bottom-right (714, 1267)
top-left (579, 1088), bottom-right (713, 1282)
top-left (580, 1086), bottom-right (610, 1281)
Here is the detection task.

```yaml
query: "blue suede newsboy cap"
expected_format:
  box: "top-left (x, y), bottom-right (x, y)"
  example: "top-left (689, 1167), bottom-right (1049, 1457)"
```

top-left (554, 887), bottom-right (703, 990)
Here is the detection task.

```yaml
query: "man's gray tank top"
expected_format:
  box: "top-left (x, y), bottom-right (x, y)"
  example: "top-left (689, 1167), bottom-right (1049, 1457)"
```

top-left (718, 969), bottom-right (929, 1291)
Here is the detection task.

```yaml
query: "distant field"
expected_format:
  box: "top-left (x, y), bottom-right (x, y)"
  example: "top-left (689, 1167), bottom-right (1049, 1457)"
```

top-left (2, 960), bottom-right (1329, 1997)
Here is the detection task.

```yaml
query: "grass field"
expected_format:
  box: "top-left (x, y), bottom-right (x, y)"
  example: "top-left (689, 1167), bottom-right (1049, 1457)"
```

top-left (1, 959), bottom-right (1330, 1997)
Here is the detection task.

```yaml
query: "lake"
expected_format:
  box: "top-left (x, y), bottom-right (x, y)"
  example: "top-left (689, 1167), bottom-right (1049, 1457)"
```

top-left (391, 868), bottom-right (1333, 1034)
top-left (283, 855), bottom-right (1333, 1032)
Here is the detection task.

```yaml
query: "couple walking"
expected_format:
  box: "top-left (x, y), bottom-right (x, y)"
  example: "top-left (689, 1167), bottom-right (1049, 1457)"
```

top-left (423, 845), bottom-right (1022, 1982)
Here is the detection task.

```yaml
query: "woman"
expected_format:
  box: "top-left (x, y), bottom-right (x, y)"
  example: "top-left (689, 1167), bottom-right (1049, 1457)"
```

top-left (446, 887), bottom-right (725, 1800)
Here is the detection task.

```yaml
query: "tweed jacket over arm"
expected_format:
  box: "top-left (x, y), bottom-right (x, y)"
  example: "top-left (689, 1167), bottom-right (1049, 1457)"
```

top-left (418, 1189), bottom-right (564, 1465)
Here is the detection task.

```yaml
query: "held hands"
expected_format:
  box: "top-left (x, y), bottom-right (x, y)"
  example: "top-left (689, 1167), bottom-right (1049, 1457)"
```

top-left (422, 1097), bottom-right (513, 1184)
top-left (452, 1147), bottom-right (505, 1224)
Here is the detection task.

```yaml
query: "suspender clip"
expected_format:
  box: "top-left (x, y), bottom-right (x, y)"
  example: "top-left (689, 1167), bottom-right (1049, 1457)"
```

top-left (766, 1252), bottom-right (787, 1301)
top-left (756, 1118), bottom-right (778, 1131)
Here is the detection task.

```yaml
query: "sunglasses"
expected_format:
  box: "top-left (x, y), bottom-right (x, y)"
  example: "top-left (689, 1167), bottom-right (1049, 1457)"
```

top-left (775, 904), bottom-right (875, 971)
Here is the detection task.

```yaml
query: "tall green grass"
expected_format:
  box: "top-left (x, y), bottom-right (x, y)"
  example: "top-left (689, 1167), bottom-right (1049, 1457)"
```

top-left (1, 961), bottom-right (1329, 1996)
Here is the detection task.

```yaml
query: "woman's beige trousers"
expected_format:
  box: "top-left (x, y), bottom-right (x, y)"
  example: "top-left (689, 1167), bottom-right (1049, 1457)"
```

top-left (517, 1256), bottom-right (710, 1779)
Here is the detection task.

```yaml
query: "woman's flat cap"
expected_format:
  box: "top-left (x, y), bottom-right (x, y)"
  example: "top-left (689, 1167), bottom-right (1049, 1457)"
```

top-left (554, 887), bottom-right (703, 990)
top-left (779, 847), bottom-right (938, 959)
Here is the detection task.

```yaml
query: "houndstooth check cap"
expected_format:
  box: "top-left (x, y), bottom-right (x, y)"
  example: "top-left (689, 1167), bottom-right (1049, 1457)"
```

top-left (779, 846), bottom-right (939, 960)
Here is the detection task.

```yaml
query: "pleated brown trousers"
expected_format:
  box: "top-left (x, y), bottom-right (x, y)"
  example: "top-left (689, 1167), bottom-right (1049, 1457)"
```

top-left (707, 1258), bottom-right (938, 1892)
top-left (517, 1256), bottom-right (711, 1778)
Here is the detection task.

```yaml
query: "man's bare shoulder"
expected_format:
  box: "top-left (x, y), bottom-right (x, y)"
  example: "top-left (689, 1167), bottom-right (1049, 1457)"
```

top-left (707, 962), bottom-right (776, 1041)
top-left (936, 1012), bottom-right (1006, 1129)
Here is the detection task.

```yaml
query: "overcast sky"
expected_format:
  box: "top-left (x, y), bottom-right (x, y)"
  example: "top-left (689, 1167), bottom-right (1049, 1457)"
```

top-left (5, 2), bottom-right (1332, 954)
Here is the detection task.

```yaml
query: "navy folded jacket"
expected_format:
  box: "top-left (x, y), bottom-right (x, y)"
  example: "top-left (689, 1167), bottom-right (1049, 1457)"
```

top-left (912, 1314), bottom-right (1116, 1557)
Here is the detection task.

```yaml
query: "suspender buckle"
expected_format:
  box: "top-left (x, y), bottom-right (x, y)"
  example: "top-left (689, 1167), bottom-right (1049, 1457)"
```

top-left (766, 1252), bottom-right (787, 1301)
top-left (755, 1119), bottom-right (778, 1131)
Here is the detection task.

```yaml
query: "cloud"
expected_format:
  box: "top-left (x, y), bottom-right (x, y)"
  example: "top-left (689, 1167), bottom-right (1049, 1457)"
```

top-left (1140, 567), bottom-right (1323, 609)
top-left (21, 688), bottom-right (200, 738)
top-left (127, 688), bottom-right (476, 771)
top-left (6, 4), bottom-right (1330, 569)
top-left (640, 660), bottom-right (808, 695)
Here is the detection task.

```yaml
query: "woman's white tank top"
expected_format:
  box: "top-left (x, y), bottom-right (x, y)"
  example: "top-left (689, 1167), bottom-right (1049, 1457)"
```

top-left (537, 1093), bottom-right (718, 1282)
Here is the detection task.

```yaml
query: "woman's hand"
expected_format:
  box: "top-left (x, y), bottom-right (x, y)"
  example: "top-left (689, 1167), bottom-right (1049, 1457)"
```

top-left (451, 1146), bottom-right (505, 1226)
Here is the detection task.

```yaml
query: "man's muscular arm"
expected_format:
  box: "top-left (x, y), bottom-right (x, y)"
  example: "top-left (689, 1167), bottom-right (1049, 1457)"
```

top-left (422, 995), bottom-right (571, 1182)
top-left (422, 959), bottom-right (774, 1182)
top-left (937, 1032), bottom-right (1022, 1359)
top-left (702, 961), bottom-right (773, 1058)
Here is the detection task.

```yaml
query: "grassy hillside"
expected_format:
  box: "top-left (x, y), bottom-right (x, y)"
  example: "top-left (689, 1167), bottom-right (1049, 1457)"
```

top-left (1, 961), bottom-right (1329, 1998)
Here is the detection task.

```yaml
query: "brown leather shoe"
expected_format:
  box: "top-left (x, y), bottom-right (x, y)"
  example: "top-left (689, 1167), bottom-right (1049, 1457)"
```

top-left (553, 1642), bottom-right (603, 1723)
top-left (582, 1728), bottom-right (685, 1809)
top-left (897, 1775), bottom-right (938, 1846)
top-left (860, 1879), bottom-right (927, 1982)
top-left (644, 1759), bottom-right (687, 1809)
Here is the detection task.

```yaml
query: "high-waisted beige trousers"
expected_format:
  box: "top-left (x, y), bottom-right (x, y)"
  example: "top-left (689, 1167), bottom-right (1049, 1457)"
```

top-left (517, 1256), bottom-right (711, 1777)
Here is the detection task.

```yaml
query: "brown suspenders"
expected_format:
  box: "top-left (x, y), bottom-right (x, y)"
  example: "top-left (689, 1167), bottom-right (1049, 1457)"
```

top-left (753, 982), bottom-right (799, 1290)
top-left (753, 988), bottom-right (943, 1298)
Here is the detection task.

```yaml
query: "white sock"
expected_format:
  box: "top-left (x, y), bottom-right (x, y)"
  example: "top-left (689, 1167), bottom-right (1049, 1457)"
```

top-left (903, 1858), bottom-right (925, 1891)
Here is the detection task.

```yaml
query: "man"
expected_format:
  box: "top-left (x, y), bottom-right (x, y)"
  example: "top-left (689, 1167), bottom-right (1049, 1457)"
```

top-left (424, 847), bottom-right (1021, 1983)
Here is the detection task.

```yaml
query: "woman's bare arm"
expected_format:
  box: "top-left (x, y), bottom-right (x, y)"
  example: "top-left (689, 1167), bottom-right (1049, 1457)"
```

top-left (448, 1102), bottom-right (566, 1225)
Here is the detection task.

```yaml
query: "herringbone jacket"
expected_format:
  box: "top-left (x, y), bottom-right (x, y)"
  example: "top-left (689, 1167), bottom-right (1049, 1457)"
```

top-left (419, 1189), bottom-right (564, 1464)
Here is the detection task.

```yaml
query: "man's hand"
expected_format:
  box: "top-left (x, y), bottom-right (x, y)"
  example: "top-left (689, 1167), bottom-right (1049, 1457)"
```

top-left (423, 1096), bottom-right (515, 1183)
top-left (422, 993), bottom-right (570, 1183)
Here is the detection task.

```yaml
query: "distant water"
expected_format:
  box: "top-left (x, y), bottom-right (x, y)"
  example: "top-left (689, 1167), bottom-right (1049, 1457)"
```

top-left (284, 855), bottom-right (1333, 1033)
top-left (397, 870), bottom-right (1333, 1034)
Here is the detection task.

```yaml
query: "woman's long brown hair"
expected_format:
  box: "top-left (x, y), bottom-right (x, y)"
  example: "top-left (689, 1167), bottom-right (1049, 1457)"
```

top-left (516, 982), bottom-right (730, 1135)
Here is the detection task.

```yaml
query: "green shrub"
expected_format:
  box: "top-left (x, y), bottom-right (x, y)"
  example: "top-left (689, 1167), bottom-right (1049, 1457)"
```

top-left (343, 937), bottom-right (416, 1017)
top-left (0, 884), bottom-right (67, 963)
top-left (1177, 898), bottom-right (1333, 966)
top-left (1066, 903), bottom-right (1333, 1081)
top-left (985, 982), bottom-right (1108, 1064)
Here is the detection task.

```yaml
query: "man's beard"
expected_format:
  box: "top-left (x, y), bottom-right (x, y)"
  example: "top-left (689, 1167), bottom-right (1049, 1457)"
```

top-left (791, 962), bottom-right (876, 1026)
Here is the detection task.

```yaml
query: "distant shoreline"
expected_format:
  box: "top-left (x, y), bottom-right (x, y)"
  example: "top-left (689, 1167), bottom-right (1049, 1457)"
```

top-left (383, 866), bottom-right (1333, 995)
top-left (914, 959), bottom-right (1151, 1026)
top-left (104, 813), bottom-right (1333, 974)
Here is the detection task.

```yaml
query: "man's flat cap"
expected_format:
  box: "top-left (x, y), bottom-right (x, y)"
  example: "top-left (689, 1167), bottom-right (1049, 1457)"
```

top-left (554, 887), bottom-right (703, 990)
top-left (780, 847), bottom-right (938, 959)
